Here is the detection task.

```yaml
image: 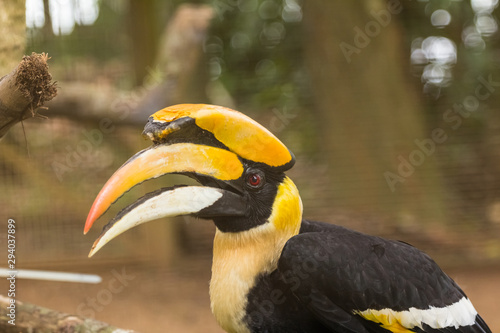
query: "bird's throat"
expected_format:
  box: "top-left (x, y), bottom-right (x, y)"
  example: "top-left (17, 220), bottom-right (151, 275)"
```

top-left (209, 177), bottom-right (302, 332)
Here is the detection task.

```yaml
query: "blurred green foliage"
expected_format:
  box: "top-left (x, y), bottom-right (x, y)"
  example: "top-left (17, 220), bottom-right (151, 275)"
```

top-left (207, 0), bottom-right (307, 113)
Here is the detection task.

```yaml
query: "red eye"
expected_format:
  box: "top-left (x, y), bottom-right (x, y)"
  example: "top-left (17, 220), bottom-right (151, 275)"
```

top-left (247, 173), bottom-right (262, 187)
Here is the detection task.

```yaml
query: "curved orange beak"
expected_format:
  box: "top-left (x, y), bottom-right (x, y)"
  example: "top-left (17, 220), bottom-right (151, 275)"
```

top-left (84, 143), bottom-right (244, 234)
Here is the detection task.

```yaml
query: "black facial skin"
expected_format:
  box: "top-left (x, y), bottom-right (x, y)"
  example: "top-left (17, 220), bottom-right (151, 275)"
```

top-left (197, 161), bottom-right (286, 233)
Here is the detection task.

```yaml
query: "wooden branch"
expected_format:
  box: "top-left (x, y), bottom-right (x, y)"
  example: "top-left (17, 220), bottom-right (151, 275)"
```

top-left (0, 295), bottom-right (138, 333)
top-left (43, 81), bottom-right (129, 124)
top-left (0, 53), bottom-right (57, 138)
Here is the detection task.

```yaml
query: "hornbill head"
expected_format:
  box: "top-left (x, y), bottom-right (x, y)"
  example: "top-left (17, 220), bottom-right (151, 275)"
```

top-left (85, 104), bottom-right (301, 257)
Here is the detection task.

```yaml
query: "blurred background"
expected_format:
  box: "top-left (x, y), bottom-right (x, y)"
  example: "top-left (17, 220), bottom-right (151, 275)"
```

top-left (1, 0), bottom-right (499, 331)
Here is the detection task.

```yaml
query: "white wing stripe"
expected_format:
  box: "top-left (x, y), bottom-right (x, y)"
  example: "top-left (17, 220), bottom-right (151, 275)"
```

top-left (355, 296), bottom-right (478, 330)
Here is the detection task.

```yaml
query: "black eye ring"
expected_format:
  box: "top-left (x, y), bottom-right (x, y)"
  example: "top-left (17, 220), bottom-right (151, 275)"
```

top-left (246, 170), bottom-right (265, 189)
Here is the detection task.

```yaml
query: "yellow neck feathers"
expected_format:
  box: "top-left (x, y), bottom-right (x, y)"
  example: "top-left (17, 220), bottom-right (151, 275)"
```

top-left (268, 176), bottom-right (303, 234)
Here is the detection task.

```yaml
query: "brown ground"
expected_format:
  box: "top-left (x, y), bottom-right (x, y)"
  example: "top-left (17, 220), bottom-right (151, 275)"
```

top-left (7, 259), bottom-right (500, 332)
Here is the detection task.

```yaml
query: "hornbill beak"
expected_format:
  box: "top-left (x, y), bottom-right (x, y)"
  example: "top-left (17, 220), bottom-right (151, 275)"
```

top-left (85, 104), bottom-right (294, 257)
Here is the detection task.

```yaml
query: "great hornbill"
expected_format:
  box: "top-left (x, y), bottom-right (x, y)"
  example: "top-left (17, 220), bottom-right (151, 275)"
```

top-left (84, 104), bottom-right (491, 333)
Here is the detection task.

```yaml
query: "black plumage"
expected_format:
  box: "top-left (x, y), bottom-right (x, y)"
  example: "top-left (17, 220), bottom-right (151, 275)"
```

top-left (244, 220), bottom-right (492, 333)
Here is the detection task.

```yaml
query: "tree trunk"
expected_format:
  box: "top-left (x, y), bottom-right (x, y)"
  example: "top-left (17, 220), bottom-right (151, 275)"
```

top-left (0, 0), bottom-right (25, 74)
top-left (302, 0), bottom-right (448, 231)
top-left (127, 0), bottom-right (160, 86)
